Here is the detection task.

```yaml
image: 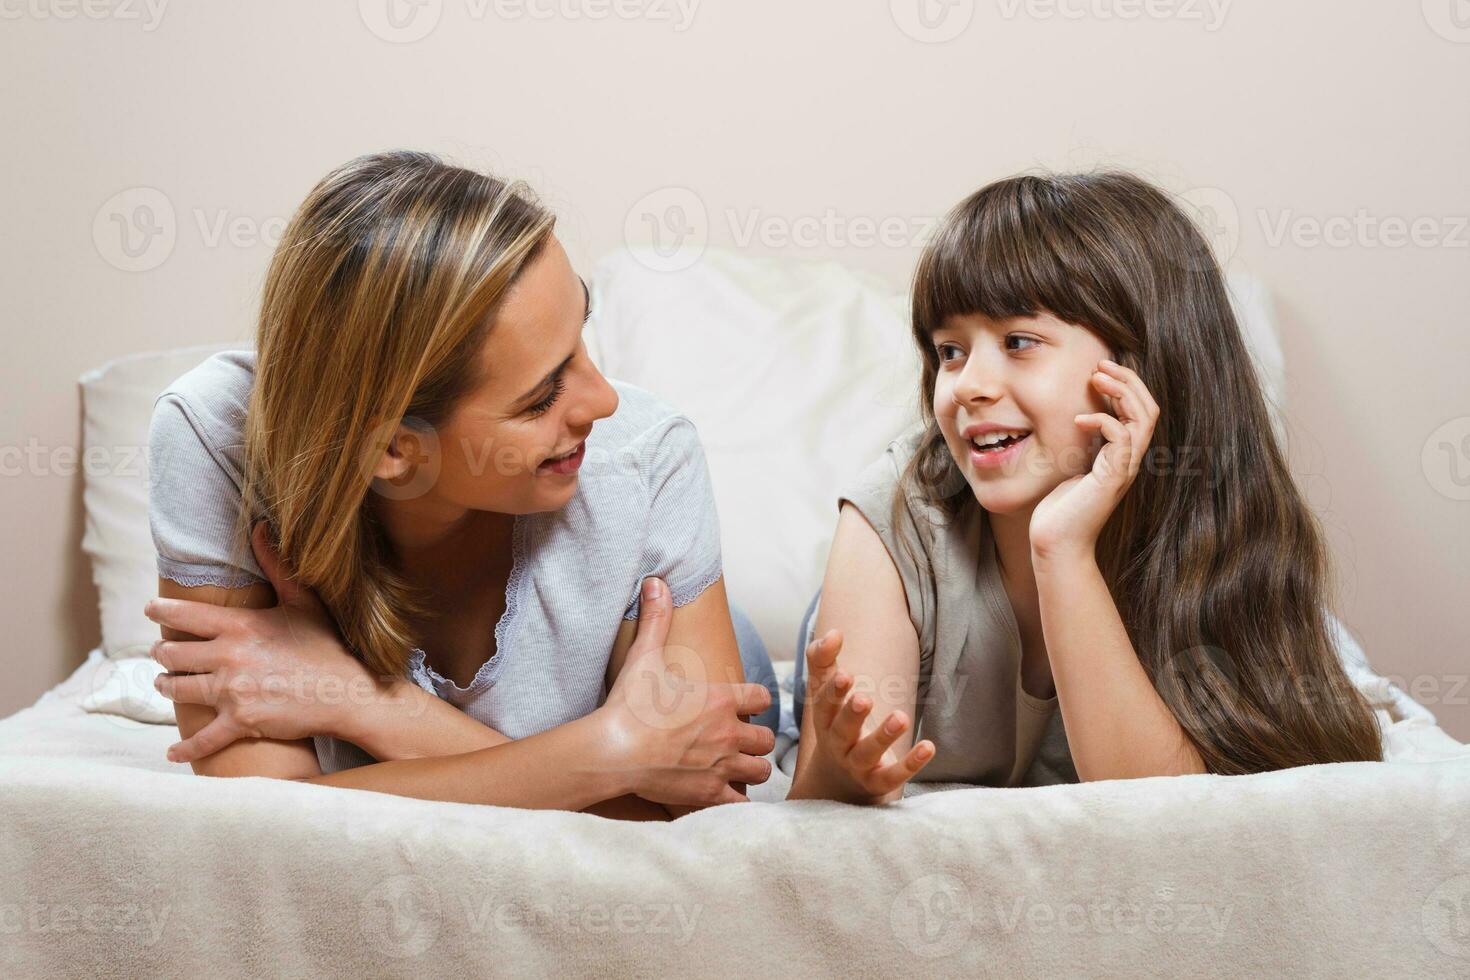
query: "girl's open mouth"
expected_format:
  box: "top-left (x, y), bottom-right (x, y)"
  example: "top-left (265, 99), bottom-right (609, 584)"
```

top-left (968, 430), bottom-right (1031, 469)
top-left (537, 441), bottom-right (585, 476)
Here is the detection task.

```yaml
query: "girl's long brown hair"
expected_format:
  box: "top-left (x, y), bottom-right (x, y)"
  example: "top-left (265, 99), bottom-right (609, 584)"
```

top-left (902, 172), bottom-right (1382, 774)
top-left (225, 150), bottom-right (555, 678)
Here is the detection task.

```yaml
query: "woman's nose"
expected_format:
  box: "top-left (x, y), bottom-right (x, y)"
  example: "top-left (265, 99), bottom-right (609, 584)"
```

top-left (569, 364), bottom-right (619, 426)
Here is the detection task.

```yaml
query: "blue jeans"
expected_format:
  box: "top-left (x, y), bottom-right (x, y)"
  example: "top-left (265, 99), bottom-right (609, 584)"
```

top-left (790, 588), bottom-right (822, 732)
top-left (731, 603), bottom-right (780, 736)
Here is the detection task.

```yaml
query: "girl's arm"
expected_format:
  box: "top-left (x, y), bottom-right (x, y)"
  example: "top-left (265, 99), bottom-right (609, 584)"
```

top-left (1029, 358), bottom-right (1206, 781)
top-left (1033, 553), bottom-right (1206, 780)
top-left (787, 504), bottom-right (935, 804)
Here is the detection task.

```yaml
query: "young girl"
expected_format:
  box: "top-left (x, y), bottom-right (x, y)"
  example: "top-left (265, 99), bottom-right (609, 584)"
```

top-left (143, 150), bottom-right (779, 819)
top-left (789, 171), bottom-right (1383, 804)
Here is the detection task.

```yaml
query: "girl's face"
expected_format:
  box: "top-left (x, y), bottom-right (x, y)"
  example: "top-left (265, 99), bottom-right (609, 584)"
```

top-left (372, 235), bottom-right (620, 517)
top-left (930, 311), bottom-right (1114, 515)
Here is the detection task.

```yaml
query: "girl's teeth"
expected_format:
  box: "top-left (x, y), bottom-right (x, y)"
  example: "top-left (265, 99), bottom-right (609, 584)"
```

top-left (971, 430), bottom-right (1030, 450)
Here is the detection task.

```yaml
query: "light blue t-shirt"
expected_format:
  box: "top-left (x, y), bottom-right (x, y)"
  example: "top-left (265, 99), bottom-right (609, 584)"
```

top-left (146, 349), bottom-right (725, 773)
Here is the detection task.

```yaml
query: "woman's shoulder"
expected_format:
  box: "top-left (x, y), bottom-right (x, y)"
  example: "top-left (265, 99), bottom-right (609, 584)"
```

top-left (152, 347), bottom-right (256, 451)
top-left (587, 379), bottom-right (704, 463)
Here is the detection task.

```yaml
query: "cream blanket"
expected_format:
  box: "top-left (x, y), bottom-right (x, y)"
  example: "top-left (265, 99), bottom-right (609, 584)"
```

top-left (2, 651), bottom-right (1468, 977)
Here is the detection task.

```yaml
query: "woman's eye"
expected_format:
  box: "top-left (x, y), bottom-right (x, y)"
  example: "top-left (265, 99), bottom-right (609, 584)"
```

top-left (1005, 335), bottom-right (1040, 352)
top-left (526, 377), bottom-right (566, 418)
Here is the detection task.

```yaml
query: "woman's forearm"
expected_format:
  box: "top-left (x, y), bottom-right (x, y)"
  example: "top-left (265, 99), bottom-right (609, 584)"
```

top-left (1034, 553), bottom-right (1207, 781)
top-left (332, 676), bottom-right (510, 760)
top-left (296, 709), bottom-right (633, 809)
top-left (324, 678), bottom-right (671, 818)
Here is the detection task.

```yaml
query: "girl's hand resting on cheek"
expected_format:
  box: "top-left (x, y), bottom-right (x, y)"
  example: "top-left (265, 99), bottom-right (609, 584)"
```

top-left (804, 628), bottom-right (934, 803)
top-left (1030, 358), bottom-right (1160, 563)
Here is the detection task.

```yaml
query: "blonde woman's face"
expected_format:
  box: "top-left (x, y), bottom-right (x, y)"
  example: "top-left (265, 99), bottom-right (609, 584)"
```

top-left (930, 311), bottom-right (1114, 515)
top-left (373, 236), bottom-right (619, 515)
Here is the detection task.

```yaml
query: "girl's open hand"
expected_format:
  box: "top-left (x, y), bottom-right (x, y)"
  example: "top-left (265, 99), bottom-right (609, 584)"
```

top-left (1029, 358), bottom-right (1159, 562)
top-left (803, 628), bottom-right (934, 803)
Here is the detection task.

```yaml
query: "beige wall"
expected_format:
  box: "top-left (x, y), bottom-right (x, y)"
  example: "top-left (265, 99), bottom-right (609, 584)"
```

top-left (2, 0), bottom-right (1466, 739)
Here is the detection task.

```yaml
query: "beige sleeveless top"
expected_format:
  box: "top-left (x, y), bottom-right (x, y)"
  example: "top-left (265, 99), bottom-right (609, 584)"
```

top-left (834, 425), bottom-right (1078, 793)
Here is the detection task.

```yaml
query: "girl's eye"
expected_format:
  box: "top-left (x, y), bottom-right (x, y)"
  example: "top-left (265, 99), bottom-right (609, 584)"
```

top-left (1005, 335), bottom-right (1040, 352)
top-left (526, 376), bottom-right (566, 418)
top-left (935, 342), bottom-right (964, 363)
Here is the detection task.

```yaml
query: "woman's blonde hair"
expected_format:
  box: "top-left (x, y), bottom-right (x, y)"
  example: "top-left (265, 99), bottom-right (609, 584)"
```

top-left (902, 171), bottom-right (1383, 774)
top-left (225, 150), bottom-right (555, 677)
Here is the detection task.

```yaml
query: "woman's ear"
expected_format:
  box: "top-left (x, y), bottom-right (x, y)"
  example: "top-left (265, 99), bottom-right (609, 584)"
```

top-left (370, 421), bottom-right (418, 481)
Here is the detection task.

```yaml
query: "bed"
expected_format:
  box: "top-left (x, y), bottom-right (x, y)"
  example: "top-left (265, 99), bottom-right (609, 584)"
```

top-left (3, 248), bottom-right (1467, 977)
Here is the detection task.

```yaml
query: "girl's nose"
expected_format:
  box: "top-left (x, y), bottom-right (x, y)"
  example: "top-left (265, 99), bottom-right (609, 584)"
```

top-left (952, 357), bottom-right (1002, 406)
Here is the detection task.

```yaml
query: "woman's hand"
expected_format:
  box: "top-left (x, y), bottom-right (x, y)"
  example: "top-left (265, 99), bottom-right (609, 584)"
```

top-left (1029, 358), bottom-right (1160, 563)
top-left (802, 627), bottom-right (934, 804)
top-left (145, 522), bottom-right (397, 762)
top-left (598, 577), bottom-right (776, 807)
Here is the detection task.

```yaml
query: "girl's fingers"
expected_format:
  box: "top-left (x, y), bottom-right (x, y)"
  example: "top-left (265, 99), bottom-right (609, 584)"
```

top-left (803, 629), bottom-right (843, 695)
top-left (153, 670), bottom-right (219, 706)
top-left (1090, 370), bottom-right (1142, 424)
top-left (813, 670), bottom-right (853, 732)
top-left (868, 739), bottom-right (936, 795)
top-left (150, 637), bottom-right (230, 674)
top-left (1076, 412), bottom-right (1135, 483)
top-left (847, 710), bottom-right (910, 770)
top-left (830, 691), bottom-right (873, 749)
top-left (1097, 359), bottom-right (1160, 425)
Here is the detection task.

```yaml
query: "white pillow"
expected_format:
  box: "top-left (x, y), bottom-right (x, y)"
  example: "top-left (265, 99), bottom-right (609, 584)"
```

top-left (586, 247), bottom-right (1287, 660)
top-left (588, 247), bottom-right (922, 659)
top-left (80, 341), bottom-right (241, 658)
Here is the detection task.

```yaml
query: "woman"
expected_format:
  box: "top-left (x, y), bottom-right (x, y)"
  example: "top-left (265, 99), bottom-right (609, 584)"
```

top-left (789, 172), bottom-right (1382, 804)
top-left (143, 150), bottom-right (778, 820)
